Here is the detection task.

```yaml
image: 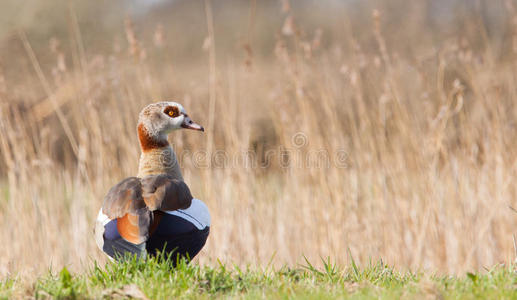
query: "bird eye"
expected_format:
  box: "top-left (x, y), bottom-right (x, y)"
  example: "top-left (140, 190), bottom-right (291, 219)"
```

top-left (164, 106), bottom-right (180, 118)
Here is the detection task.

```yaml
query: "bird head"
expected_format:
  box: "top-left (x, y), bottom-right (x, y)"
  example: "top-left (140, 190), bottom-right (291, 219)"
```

top-left (137, 101), bottom-right (204, 151)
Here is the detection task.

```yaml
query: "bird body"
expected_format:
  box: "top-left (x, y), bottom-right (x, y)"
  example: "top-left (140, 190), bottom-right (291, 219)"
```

top-left (95, 101), bottom-right (209, 260)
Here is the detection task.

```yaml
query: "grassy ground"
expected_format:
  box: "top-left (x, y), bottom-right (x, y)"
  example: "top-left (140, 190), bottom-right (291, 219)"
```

top-left (1, 257), bottom-right (516, 299)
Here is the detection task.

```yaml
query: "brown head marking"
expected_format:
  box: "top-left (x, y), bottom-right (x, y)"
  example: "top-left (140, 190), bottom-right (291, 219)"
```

top-left (137, 123), bottom-right (169, 152)
top-left (163, 106), bottom-right (180, 118)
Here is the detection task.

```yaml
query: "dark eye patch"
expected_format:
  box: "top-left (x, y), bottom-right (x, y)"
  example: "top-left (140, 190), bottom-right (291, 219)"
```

top-left (164, 106), bottom-right (180, 118)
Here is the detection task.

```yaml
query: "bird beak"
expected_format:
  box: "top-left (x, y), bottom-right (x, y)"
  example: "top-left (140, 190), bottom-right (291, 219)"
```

top-left (181, 115), bottom-right (204, 132)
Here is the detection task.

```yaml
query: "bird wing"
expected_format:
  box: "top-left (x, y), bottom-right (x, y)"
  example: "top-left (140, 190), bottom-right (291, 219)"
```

top-left (140, 174), bottom-right (193, 211)
top-left (100, 175), bottom-right (193, 245)
top-left (101, 177), bottom-right (150, 244)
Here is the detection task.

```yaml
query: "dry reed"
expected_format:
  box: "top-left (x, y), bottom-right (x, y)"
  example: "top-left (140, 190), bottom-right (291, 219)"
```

top-left (1, 0), bottom-right (517, 278)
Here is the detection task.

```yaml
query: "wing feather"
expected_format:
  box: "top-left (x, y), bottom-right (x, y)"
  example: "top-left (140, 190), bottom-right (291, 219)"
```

top-left (100, 175), bottom-right (193, 245)
top-left (101, 177), bottom-right (150, 244)
top-left (102, 177), bottom-right (146, 219)
top-left (141, 174), bottom-right (193, 211)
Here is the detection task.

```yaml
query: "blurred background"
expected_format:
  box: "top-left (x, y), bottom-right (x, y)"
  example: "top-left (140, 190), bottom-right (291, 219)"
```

top-left (1, 0), bottom-right (517, 277)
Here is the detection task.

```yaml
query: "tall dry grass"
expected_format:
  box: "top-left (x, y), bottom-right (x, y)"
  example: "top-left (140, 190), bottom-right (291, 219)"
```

top-left (1, 0), bottom-right (517, 277)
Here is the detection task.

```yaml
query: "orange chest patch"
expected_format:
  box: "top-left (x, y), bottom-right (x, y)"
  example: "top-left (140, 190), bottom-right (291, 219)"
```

top-left (117, 214), bottom-right (145, 244)
top-left (117, 211), bottom-right (163, 244)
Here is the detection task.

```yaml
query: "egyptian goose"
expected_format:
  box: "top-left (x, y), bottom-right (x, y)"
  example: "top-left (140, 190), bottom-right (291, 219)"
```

top-left (95, 102), bottom-right (210, 260)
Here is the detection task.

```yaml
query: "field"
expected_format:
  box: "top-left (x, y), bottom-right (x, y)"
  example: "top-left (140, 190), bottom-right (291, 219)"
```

top-left (2, 256), bottom-right (517, 299)
top-left (2, 0), bottom-right (517, 298)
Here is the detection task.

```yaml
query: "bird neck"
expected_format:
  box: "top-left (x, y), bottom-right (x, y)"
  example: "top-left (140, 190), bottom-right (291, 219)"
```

top-left (137, 123), bottom-right (183, 180)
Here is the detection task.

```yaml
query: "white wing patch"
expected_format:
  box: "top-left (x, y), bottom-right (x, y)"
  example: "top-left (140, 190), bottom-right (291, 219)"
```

top-left (97, 209), bottom-right (111, 226)
top-left (94, 209), bottom-right (112, 251)
top-left (164, 199), bottom-right (211, 230)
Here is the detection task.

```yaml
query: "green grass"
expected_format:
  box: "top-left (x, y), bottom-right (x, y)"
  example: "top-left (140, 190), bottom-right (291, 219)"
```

top-left (2, 255), bottom-right (517, 299)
